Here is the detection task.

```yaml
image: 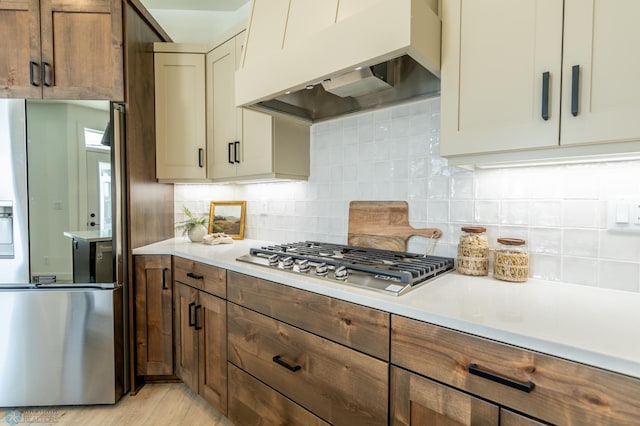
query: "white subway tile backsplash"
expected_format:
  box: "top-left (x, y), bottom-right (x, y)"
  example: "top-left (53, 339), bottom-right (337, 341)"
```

top-left (529, 201), bottom-right (562, 226)
top-left (474, 200), bottom-right (500, 225)
top-left (172, 97), bottom-right (640, 293)
top-left (598, 260), bottom-right (640, 292)
top-left (500, 201), bottom-right (529, 225)
top-left (562, 200), bottom-right (600, 228)
top-left (562, 228), bottom-right (599, 257)
top-left (562, 257), bottom-right (598, 286)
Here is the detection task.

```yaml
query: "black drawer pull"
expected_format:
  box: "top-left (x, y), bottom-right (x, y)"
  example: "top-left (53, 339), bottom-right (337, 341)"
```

top-left (571, 64), bottom-right (580, 117)
top-left (30, 61), bottom-right (40, 86)
top-left (194, 305), bottom-right (202, 330)
top-left (42, 61), bottom-right (52, 87)
top-left (272, 355), bottom-right (301, 372)
top-left (234, 141), bottom-right (240, 163)
top-left (198, 148), bottom-right (204, 168)
top-left (186, 272), bottom-right (204, 280)
top-left (228, 142), bottom-right (234, 164)
top-left (468, 363), bottom-right (534, 393)
top-left (188, 302), bottom-right (196, 327)
top-left (541, 71), bottom-right (550, 121)
top-left (161, 268), bottom-right (168, 289)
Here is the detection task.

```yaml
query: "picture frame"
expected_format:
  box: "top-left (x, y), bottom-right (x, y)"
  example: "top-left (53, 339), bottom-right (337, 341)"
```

top-left (208, 201), bottom-right (246, 239)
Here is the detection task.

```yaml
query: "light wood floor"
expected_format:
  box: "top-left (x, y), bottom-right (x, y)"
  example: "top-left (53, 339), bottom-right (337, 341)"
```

top-left (4, 383), bottom-right (234, 426)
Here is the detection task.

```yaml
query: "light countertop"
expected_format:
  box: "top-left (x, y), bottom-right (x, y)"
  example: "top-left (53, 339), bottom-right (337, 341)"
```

top-left (133, 237), bottom-right (640, 380)
top-left (64, 229), bottom-right (112, 242)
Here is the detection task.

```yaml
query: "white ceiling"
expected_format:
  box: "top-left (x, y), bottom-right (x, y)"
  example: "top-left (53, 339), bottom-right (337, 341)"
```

top-left (140, 0), bottom-right (251, 44)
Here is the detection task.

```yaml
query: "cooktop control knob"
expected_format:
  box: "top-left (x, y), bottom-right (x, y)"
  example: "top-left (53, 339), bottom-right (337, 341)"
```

top-left (268, 254), bottom-right (280, 266)
top-left (334, 265), bottom-right (349, 280)
top-left (297, 259), bottom-right (310, 272)
top-left (282, 256), bottom-right (294, 269)
top-left (315, 263), bottom-right (328, 276)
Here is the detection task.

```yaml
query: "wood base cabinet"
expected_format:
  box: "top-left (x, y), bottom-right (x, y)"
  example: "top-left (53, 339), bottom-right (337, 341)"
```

top-left (0, 0), bottom-right (124, 99)
top-left (391, 315), bottom-right (640, 425)
top-left (134, 255), bottom-right (173, 376)
top-left (174, 260), bottom-right (227, 416)
top-left (227, 271), bottom-right (391, 426)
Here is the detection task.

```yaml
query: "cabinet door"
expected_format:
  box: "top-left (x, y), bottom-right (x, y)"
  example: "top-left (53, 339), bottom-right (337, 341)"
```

top-left (174, 281), bottom-right (198, 391)
top-left (155, 52), bottom-right (206, 181)
top-left (207, 37), bottom-right (241, 179)
top-left (134, 255), bottom-right (173, 376)
top-left (237, 109), bottom-right (273, 177)
top-left (391, 367), bottom-right (499, 426)
top-left (561, 0), bottom-right (640, 146)
top-left (441, 0), bottom-right (563, 157)
top-left (39, 0), bottom-right (123, 99)
top-left (0, 0), bottom-right (41, 98)
top-left (198, 291), bottom-right (227, 415)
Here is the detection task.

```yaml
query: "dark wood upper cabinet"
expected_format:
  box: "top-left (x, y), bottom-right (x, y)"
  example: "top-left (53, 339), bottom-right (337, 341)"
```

top-left (0, 0), bottom-right (124, 100)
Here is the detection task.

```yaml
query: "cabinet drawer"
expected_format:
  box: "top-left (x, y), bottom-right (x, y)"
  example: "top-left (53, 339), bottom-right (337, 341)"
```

top-left (228, 302), bottom-right (388, 426)
top-left (391, 315), bottom-right (640, 425)
top-left (174, 257), bottom-right (226, 298)
top-left (391, 366), bottom-right (499, 425)
top-left (227, 271), bottom-right (390, 360)
top-left (228, 363), bottom-right (330, 426)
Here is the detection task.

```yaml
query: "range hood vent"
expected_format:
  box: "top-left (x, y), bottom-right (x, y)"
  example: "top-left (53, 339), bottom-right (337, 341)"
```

top-left (236, 0), bottom-right (441, 123)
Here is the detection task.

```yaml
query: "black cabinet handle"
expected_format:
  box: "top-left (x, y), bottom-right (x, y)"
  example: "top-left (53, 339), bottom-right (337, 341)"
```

top-left (234, 141), bottom-right (240, 163)
top-left (186, 272), bottom-right (204, 280)
top-left (188, 302), bottom-right (196, 327)
top-left (161, 268), bottom-right (168, 290)
top-left (228, 142), bottom-right (234, 164)
top-left (42, 62), bottom-right (52, 87)
top-left (468, 363), bottom-right (534, 393)
top-left (30, 61), bottom-right (40, 86)
top-left (272, 355), bottom-right (301, 372)
top-left (198, 148), bottom-right (204, 168)
top-left (541, 71), bottom-right (550, 121)
top-left (571, 64), bottom-right (580, 117)
top-left (194, 305), bottom-right (202, 330)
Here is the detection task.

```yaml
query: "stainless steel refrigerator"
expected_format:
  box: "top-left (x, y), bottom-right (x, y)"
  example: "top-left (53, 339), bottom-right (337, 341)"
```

top-left (0, 99), bottom-right (127, 407)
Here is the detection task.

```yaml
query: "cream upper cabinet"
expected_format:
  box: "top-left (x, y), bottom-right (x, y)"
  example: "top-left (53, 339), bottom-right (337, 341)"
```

top-left (561, 0), bottom-right (640, 146)
top-left (207, 37), bottom-right (241, 180)
top-left (155, 52), bottom-right (206, 181)
top-left (207, 32), bottom-right (310, 182)
top-left (440, 0), bottom-right (563, 157)
top-left (441, 0), bottom-right (640, 160)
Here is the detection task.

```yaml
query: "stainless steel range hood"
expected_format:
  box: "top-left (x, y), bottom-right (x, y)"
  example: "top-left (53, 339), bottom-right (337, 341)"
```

top-left (235, 0), bottom-right (441, 123)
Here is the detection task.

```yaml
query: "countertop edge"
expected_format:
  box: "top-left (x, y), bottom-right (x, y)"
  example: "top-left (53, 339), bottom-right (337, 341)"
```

top-left (133, 238), bottom-right (640, 381)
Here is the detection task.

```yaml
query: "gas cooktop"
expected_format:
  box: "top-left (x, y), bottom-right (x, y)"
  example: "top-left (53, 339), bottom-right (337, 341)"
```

top-left (236, 241), bottom-right (454, 296)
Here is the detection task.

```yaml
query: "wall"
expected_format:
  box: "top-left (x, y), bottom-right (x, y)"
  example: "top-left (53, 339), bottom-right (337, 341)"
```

top-left (175, 97), bottom-right (640, 293)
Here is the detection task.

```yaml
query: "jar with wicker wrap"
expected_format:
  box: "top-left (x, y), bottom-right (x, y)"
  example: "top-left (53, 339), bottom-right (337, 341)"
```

top-left (493, 238), bottom-right (529, 282)
top-left (457, 226), bottom-right (489, 276)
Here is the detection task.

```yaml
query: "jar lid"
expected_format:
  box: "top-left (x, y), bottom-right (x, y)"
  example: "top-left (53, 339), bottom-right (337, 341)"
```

top-left (461, 226), bottom-right (486, 233)
top-left (497, 238), bottom-right (526, 246)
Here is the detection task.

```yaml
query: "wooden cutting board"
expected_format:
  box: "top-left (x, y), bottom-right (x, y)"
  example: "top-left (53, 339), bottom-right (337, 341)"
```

top-left (347, 201), bottom-right (442, 252)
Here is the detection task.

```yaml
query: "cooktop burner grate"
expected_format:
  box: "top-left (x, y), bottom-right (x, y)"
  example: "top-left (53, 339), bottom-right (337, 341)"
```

top-left (237, 241), bottom-right (455, 296)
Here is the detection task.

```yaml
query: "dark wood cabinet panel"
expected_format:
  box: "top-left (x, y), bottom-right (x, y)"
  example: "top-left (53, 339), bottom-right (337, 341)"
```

top-left (134, 255), bottom-right (173, 376)
top-left (1, 0), bottom-right (123, 99)
top-left (39, 0), bottom-right (123, 99)
top-left (198, 291), bottom-right (227, 414)
top-left (228, 363), bottom-right (330, 426)
top-left (228, 302), bottom-right (389, 426)
top-left (391, 315), bottom-right (640, 425)
top-left (174, 272), bottom-right (228, 416)
top-left (227, 271), bottom-right (390, 360)
top-left (391, 366), bottom-right (499, 426)
top-left (174, 257), bottom-right (226, 298)
top-left (0, 0), bottom-right (41, 98)
top-left (174, 281), bottom-right (198, 390)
